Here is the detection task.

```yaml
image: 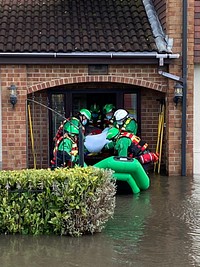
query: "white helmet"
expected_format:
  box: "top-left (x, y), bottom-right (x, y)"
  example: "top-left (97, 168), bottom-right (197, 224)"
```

top-left (114, 109), bottom-right (128, 121)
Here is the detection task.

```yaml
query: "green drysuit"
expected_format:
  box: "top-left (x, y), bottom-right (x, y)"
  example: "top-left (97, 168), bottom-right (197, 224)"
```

top-left (58, 137), bottom-right (78, 163)
top-left (114, 117), bottom-right (138, 135)
top-left (105, 137), bottom-right (132, 157)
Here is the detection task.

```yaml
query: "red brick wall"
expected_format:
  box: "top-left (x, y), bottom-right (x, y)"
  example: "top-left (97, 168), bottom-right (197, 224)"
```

top-left (141, 89), bottom-right (164, 148)
top-left (165, 0), bottom-right (194, 175)
top-left (0, 65), bottom-right (27, 170)
top-left (1, 64), bottom-right (168, 170)
top-left (141, 89), bottom-right (166, 171)
top-left (194, 0), bottom-right (200, 63)
top-left (26, 64), bottom-right (167, 90)
top-left (0, 57), bottom-right (193, 176)
top-left (27, 92), bottom-right (49, 169)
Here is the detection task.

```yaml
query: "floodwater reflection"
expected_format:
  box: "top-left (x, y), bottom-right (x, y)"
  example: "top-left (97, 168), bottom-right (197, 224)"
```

top-left (1, 174), bottom-right (200, 267)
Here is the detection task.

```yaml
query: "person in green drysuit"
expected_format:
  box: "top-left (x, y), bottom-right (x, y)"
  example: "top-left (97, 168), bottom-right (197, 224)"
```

top-left (105, 127), bottom-right (132, 157)
top-left (53, 108), bottom-right (92, 143)
top-left (102, 103), bottom-right (115, 129)
top-left (113, 109), bottom-right (138, 135)
top-left (105, 127), bottom-right (148, 157)
top-left (104, 127), bottom-right (159, 172)
top-left (89, 104), bottom-right (102, 128)
top-left (51, 119), bottom-right (80, 168)
top-left (87, 104), bottom-right (103, 134)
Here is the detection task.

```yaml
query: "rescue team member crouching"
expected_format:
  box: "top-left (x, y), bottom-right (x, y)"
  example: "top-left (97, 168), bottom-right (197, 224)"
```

top-left (113, 109), bottom-right (138, 135)
top-left (51, 119), bottom-right (80, 169)
top-left (53, 108), bottom-right (91, 143)
top-left (105, 127), bottom-right (159, 170)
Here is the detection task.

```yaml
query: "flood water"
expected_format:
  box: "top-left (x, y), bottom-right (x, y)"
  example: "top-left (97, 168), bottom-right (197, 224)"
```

top-left (1, 174), bottom-right (200, 267)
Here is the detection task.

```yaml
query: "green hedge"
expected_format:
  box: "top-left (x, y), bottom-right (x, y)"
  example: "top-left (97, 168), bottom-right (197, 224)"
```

top-left (0, 166), bottom-right (116, 236)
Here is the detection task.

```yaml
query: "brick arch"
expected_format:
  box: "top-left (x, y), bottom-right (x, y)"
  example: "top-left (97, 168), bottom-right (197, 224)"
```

top-left (27, 75), bottom-right (165, 94)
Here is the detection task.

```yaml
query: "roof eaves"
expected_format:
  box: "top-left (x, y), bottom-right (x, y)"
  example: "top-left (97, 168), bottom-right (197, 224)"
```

top-left (0, 52), bottom-right (180, 65)
top-left (142, 0), bottom-right (172, 53)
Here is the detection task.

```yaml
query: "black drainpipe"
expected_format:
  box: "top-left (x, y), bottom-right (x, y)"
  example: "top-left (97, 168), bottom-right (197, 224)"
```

top-left (181, 0), bottom-right (187, 176)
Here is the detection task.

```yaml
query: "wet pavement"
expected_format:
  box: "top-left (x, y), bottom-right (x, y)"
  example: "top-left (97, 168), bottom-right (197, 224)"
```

top-left (0, 174), bottom-right (200, 267)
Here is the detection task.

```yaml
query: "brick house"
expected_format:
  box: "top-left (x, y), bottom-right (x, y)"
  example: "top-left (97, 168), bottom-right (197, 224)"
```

top-left (0, 0), bottom-right (194, 176)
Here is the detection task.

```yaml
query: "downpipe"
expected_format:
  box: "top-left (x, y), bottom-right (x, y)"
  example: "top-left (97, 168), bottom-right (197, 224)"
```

top-left (181, 0), bottom-right (187, 176)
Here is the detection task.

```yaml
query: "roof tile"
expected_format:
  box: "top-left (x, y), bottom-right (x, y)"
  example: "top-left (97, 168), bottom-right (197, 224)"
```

top-left (0, 0), bottom-right (166, 53)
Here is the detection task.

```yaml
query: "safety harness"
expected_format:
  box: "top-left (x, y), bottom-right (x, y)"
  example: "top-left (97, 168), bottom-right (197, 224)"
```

top-left (116, 117), bottom-right (136, 132)
top-left (118, 132), bottom-right (159, 164)
top-left (53, 117), bottom-right (82, 143)
top-left (53, 119), bottom-right (69, 143)
top-left (119, 132), bottom-right (148, 156)
top-left (120, 117), bottom-right (132, 132)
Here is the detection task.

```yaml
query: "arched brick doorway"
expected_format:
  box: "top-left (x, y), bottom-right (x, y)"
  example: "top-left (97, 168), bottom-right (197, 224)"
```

top-left (27, 77), bottom-right (165, 171)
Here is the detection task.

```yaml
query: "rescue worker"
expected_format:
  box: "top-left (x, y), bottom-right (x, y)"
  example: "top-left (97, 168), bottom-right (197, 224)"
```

top-left (89, 104), bottom-right (102, 132)
top-left (54, 108), bottom-right (91, 142)
top-left (105, 127), bottom-right (158, 170)
top-left (113, 109), bottom-right (138, 135)
top-left (102, 103), bottom-right (115, 129)
top-left (78, 108), bottom-right (92, 129)
top-left (51, 119), bottom-right (80, 168)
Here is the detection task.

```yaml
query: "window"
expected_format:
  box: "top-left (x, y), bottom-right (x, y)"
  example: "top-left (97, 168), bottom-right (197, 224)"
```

top-left (124, 93), bottom-right (137, 120)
